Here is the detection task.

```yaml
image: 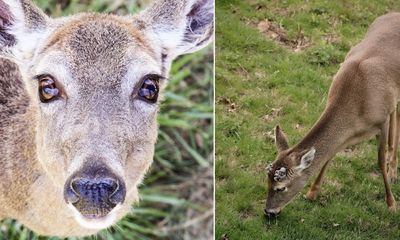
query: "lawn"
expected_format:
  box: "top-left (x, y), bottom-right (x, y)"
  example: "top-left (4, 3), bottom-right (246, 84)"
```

top-left (0, 1), bottom-right (213, 239)
top-left (216, 0), bottom-right (400, 239)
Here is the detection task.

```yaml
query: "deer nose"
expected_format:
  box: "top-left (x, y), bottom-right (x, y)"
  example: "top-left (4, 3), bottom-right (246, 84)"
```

top-left (264, 208), bottom-right (281, 219)
top-left (64, 165), bottom-right (126, 218)
top-left (71, 177), bottom-right (120, 203)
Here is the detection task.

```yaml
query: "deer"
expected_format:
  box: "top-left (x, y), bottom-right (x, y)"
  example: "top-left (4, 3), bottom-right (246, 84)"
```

top-left (0, 0), bottom-right (213, 237)
top-left (264, 12), bottom-right (400, 218)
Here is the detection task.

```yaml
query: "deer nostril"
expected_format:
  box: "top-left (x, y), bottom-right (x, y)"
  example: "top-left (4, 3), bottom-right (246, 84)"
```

top-left (109, 180), bottom-right (125, 205)
top-left (108, 180), bottom-right (119, 195)
top-left (65, 181), bottom-right (80, 204)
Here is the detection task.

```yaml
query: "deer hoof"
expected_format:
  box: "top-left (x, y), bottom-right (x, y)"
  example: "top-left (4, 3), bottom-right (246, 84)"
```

top-left (388, 204), bottom-right (397, 212)
top-left (387, 199), bottom-right (397, 212)
top-left (305, 190), bottom-right (318, 201)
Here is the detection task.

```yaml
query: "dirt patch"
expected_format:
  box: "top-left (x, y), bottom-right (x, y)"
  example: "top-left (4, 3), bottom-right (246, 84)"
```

top-left (256, 19), bottom-right (310, 52)
top-left (244, 18), bottom-right (310, 52)
top-left (217, 97), bottom-right (238, 113)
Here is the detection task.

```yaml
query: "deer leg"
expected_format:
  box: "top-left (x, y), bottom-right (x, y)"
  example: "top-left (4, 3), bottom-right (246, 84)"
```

top-left (388, 108), bottom-right (400, 183)
top-left (378, 119), bottom-right (396, 211)
top-left (305, 160), bottom-right (331, 200)
top-left (386, 111), bottom-right (395, 181)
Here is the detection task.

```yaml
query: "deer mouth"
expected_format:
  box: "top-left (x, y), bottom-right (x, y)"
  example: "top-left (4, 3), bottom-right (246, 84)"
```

top-left (72, 198), bottom-right (116, 219)
top-left (68, 202), bottom-right (122, 229)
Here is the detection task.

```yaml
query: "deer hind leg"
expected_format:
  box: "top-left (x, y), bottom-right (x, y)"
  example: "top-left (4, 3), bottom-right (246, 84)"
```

top-left (305, 160), bottom-right (331, 200)
top-left (378, 119), bottom-right (396, 211)
top-left (388, 107), bottom-right (400, 183)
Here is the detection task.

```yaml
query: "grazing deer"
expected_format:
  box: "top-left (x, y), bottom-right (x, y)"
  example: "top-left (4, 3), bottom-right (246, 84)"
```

top-left (0, 0), bottom-right (213, 237)
top-left (264, 12), bottom-right (400, 218)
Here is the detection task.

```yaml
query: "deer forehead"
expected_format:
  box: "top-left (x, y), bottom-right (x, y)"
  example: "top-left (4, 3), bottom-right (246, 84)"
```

top-left (46, 13), bottom-right (155, 57)
top-left (28, 14), bottom-right (161, 82)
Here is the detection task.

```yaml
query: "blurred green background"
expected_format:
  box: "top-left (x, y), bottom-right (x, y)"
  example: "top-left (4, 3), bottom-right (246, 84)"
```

top-left (0, 1), bottom-right (213, 239)
top-left (216, 0), bottom-right (400, 239)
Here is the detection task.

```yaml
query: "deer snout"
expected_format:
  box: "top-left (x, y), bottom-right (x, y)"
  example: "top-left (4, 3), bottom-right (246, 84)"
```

top-left (264, 208), bottom-right (281, 219)
top-left (64, 165), bottom-right (126, 219)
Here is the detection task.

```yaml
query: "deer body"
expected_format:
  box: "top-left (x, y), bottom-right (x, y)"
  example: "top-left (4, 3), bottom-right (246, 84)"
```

top-left (0, 0), bottom-right (213, 237)
top-left (265, 13), bottom-right (400, 216)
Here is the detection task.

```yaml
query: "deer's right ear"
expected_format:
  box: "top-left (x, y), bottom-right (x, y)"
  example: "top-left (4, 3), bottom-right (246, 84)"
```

top-left (0, 0), bottom-right (49, 61)
top-left (275, 125), bottom-right (289, 152)
top-left (296, 147), bottom-right (316, 171)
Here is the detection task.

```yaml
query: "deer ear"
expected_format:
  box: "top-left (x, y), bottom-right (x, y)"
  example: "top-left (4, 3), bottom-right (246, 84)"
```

top-left (138, 0), bottom-right (214, 59)
top-left (275, 125), bottom-right (289, 152)
top-left (0, 0), bottom-right (48, 60)
top-left (296, 147), bottom-right (316, 171)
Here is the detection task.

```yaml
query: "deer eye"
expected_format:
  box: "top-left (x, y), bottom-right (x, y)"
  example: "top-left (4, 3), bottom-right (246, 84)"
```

top-left (38, 76), bottom-right (60, 103)
top-left (275, 187), bottom-right (287, 192)
top-left (138, 75), bottom-right (160, 103)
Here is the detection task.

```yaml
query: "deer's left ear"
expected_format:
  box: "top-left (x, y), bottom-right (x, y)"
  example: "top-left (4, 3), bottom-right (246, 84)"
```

top-left (296, 147), bottom-right (316, 171)
top-left (137, 0), bottom-right (214, 59)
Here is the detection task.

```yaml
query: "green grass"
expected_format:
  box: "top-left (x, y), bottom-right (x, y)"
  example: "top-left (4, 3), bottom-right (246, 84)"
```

top-left (216, 0), bottom-right (400, 239)
top-left (0, 1), bottom-right (213, 240)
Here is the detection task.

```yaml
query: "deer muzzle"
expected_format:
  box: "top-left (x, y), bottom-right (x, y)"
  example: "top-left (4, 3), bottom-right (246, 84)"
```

top-left (264, 208), bottom-right (281, 219)
top-left (64, 164), bottom-right (126, 219)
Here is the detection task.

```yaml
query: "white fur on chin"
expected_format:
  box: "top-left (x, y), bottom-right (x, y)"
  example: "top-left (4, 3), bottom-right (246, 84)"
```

top-left (67, 203), bottom-right (122, 230)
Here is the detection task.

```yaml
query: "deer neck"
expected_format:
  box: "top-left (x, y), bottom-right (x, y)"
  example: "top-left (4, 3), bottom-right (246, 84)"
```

top-left (293, 105), bottom-right (356, 170)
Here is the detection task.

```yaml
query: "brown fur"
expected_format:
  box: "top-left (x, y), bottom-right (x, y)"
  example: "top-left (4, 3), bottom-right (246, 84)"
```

top-left (0, 0), bottom-right (213, 237)
top-left (265, 13), bottom-right (400, 215)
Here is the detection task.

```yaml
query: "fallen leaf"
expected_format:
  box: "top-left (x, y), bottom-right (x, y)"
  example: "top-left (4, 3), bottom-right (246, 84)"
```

top-left (221, 234), bottom-right (229, 240)
top-left (228, 103), bottom-right (237, 113)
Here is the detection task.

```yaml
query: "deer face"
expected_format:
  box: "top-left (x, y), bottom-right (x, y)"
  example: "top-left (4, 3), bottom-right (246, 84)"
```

top-left (264, 126), bottom-right (316, 218)
top-left (0, 0), bottom-right (213, 230)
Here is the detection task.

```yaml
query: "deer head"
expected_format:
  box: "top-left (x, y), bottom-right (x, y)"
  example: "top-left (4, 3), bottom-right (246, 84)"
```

top-left (0, 0), bottom-right (213, 231)
top-left (264, 126), bottom-right (316, 218)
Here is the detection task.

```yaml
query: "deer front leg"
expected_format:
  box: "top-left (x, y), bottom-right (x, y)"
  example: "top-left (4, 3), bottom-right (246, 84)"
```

top-left (388, 108), bottom-right (400, 183)
top-left (305, 160), bottom-right (331, 200)
top-left (378, 120), bottom-right (396, 211)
